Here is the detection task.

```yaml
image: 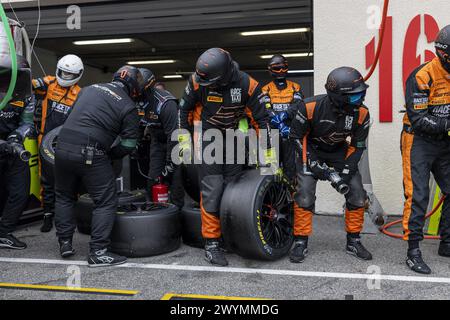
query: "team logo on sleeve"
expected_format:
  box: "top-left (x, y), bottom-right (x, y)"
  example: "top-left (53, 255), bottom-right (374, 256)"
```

top-left (344, 115), bottom-right (354, 130)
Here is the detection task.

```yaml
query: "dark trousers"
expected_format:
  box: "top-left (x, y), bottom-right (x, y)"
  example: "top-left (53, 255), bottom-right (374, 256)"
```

top-left (280, 137), bottom-right (297, 183)
top-left (401, 132), bottom-right (450, 242)
top-left (40, 156), bottom-right (55, 214)
top-left (54, 143), bottom-right (117, 251)
top-left (0, 155), bottom-right (30, 235)
top-left (147, 137), bottom-right (184, 208)
top-left (293, 147), bottom-right (367, 236)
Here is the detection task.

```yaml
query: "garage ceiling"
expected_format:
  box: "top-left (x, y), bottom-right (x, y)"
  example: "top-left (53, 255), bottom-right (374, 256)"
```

top-left (5, 0), bottom-right (313, 80)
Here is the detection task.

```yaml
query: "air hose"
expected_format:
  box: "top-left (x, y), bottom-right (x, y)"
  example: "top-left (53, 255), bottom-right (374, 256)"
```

top-left (0, 3), bottom-right (18, 111)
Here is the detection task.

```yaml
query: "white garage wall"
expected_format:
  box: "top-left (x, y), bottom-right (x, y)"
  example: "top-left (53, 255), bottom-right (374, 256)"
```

top-left (314, 0), bottom-right (450, 215)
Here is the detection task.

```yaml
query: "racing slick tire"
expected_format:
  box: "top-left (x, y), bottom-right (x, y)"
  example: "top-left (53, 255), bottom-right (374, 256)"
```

top-left (75, 190), bottom-right (146, 235)
top-left (110, 202), bottom-right (181, 258)
top-left (220, 169), bottom-right (294, 260)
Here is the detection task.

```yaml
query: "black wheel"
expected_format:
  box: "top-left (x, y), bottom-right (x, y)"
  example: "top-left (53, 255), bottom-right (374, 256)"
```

top-left (39, 126), bottom-right (62, 179)
top-left (181, 164), bottom-right (200, 203)
top-left (75, 190), bottom-right (146, 235)
top-left (180, 203), bottom-right (204, 248)
top-left (220, 169), bottom-right (294, 260)
top-left (110, 202), bottom-right (181, 258)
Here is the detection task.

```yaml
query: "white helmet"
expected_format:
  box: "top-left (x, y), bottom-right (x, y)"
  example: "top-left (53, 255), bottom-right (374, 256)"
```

top-left (56, 54), bottom-right (84, 87)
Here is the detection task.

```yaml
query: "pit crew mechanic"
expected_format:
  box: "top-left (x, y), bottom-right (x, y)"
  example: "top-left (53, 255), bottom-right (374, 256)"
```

top-left (289, 66), bottom-right (373, 263)
top-left (401, 24), bottom-right (450, 275)
top-left (139, 68), bottom-right (184, 208)
top-left (261, 54), bottom-right (304, 182)
top-left (178, 48), bottom-right (273, 267)
top-left (0, 54), bottom-right (35, 250)
top-left (54, 65), bottom-right (142, 268)
top-left (33, 54), bottom-right (84, 233)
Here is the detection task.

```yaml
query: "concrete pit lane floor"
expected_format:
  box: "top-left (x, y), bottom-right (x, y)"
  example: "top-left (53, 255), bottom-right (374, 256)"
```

top-left (1, 215), bottom-right (450, 300)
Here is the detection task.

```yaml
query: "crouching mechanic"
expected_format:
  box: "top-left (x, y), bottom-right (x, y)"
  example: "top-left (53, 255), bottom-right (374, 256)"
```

top-left (289, 67), bottom-right (372, 263)
top-left (262, 54), bottom-right (304, 182)
top-left (0, 57), bottom-right (35, 249)
top-left (33, 54), bottom-right (83, 233)
top-left (401, 25), bottom-right (450, 275)
top-left (54, 65), bottom-right (142, 267)
top-left (139, 68), bottom-right (184, 208)
top-left (178, 48), bottom-right (272, 266)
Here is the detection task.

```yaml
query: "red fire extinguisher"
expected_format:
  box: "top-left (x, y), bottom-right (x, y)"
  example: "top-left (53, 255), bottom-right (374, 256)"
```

top-left (152, 177), bottom-right (169, 203)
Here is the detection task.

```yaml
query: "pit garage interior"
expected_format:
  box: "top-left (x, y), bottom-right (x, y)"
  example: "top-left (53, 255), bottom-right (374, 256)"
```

top-left (1, 0), bottom-right (450, 301)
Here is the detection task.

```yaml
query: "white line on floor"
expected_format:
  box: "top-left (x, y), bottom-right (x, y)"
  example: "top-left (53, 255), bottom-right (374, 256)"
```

top-left (0, 257), bottom-right (449, 284)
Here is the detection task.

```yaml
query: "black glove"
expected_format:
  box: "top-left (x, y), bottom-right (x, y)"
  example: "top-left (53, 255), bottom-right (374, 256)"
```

top-left (161, 162), bottom-right (175, 183)
top-left (339, 164), bottom-right (354, 185)
top-left (0, 141), bottom-right (13, 155)
top-left (309, 160), bottom-right (329, 181)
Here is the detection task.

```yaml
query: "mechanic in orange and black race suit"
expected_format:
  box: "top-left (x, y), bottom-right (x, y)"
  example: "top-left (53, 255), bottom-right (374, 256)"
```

top-left (401, 25), bottom-right (450, 275)
top-left (138, 68), bottom-right (184, 209)
top-left (32, 54), bottom-right (84, 233)
top-left (178, 48), bottom-right (273, 267)
top-left (261, 54), bottom-right (304, 183)
top-left (288, 66), bottom-right (373, 264)
top-left (0, 54), bottom-right (36, 250)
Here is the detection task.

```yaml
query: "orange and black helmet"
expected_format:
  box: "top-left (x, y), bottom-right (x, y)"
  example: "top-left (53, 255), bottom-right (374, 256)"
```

top-left (435, 25), bottom-right (450, 73)
top-left (268, 54), bottom-right (288, 79)
top-left (113, 65), bottom-right (144, 101)
top-left (325, 67), bottom-right (369, 107)
top-left (194, 48), bottom-right (235, 87)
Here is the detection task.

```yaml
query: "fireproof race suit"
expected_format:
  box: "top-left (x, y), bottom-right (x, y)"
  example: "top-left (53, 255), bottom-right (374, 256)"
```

top-left (262, 80), bottom-right (303, 182)
top-left (32, 76), bottom-right (81, 216)
top-left (179, 71), bottom-right (271, 239)
top-left (0, 97), bottom-right (35, 235)
top-left (401, 57), bottom-right (450, 242)
top-left (290, 94), bottom-right (370, 237)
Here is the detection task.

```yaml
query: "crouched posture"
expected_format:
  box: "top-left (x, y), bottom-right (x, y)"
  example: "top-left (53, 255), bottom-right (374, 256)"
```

top-left (289, 67), bottom-right (372, 263)
top-left (401, 25), bottom-right (450, 275)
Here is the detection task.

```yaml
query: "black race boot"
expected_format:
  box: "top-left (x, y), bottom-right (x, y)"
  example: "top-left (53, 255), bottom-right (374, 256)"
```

top-left (0, 233), bottom-right (27, 250)
top-left (59, 238), bottom-right (75, 258)
top-left (40, 213), bottom-right (54, 233)
top-left (289, 238), bottom-right (308, 263)
top-left (88, 249), bottom-right (127, 268)
top-left (205, 239), bottom-right (228, 266)
top-left (406, 248), bottom-right (431, 274)
top-left (346, 235), bottom-right (373, 261)
top-left (438, 242), bottom-right (450, 257)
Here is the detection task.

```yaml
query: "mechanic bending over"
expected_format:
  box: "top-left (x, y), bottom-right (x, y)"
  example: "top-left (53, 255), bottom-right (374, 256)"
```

top-left (178, 48), bottom-right (274, 267)
top-left (33, 54), bottom-right (84, 233)
top-left (0, 53), bottom-right (35, 250)
top-left (289, 67), bottom-right (373, 263)
top-left (138, 68), bottom-right (184, 209)
top-left (261, 54), bottom-right (304, 183)
top-left (54, 65), bottom-right (142, 268)
top-left (401, 25), bottom-right (450, 275)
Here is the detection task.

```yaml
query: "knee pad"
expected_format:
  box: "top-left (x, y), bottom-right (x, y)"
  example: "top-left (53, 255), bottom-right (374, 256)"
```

top-left (346, 191), bottom-right (367, 210)
top-left (201, 175), bottom-right (225, 214)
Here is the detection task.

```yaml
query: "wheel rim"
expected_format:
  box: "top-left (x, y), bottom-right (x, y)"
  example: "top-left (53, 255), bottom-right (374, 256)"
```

top-left (260, 181), bottom-right (293, 249)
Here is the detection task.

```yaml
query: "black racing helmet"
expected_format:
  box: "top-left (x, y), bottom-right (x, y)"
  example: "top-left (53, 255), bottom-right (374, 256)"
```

top-left (139, 68), bottom-right (156, 90)
top-left (325, 67), bottom-right (369, 107)
top-left (194, 48), bottom-right (235, 87)
top-left (113, 65), bottom-right (144, 100)
top-left (435, 25), bottom-right (450, 73)
top-left (268, 54), bottom-right (288, 78)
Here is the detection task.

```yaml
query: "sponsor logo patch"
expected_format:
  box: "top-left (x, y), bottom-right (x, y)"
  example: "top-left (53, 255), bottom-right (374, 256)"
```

top-left (207, 96), bottom-right (223, 103)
